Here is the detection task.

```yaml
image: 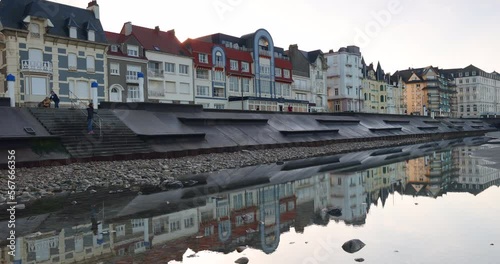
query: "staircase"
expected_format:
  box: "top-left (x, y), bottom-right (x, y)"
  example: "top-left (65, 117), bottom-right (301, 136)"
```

top-left (28, 108), bottom-right (152, 158)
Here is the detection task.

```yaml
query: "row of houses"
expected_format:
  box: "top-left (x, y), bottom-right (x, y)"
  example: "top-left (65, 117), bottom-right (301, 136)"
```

top-left (1, 0), bottom-right (499, 116)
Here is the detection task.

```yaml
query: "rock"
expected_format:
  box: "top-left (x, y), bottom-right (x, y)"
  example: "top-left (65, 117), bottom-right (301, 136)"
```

top-left (0, 196), bottom-right (6, 203)
top-left (234, 257), bottom-right (249, 264)
top-left (342, 239), bottom-right (366, 254)
top-left (236, 246), bottom-right (246, 253)
top-left (355, 258), bottom-right (365, 262)
top-left (161, 180), bottom-right (183, 189)
top-left (276, 161), bottom-right (284, 165)
top-left (71, 201), bottom-right (78, 205)
top-left (90, 189), bottom-right (97, 194)
top-left (16, 204), bottom-right (26, 209)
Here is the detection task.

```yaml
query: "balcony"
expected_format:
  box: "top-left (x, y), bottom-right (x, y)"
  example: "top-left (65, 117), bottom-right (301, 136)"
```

top-left (148, 68), bottom-right (164, 78)
top-left (316, 74), bottom-right (324, 80)
top-left (214, 61), bottom-right (225, 68)
top-left (21, 60), bottom-right (52, 73)
top-left (259, 49), bottom-right (272, 57)
top-left (126, 74), bottom-right (139, 83)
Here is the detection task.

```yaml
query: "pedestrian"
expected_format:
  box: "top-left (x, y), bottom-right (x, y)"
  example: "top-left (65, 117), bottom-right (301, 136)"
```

top-left (87, 102), bottom-right (96, 134)
top-left (288, 104), bottom-right (293, 112)
top-left (49, 91), bottom-right (60, 108)
top-left (42, 97), bottom-right (51, 108)
top-left (256, 106), bottom-right (260, 111)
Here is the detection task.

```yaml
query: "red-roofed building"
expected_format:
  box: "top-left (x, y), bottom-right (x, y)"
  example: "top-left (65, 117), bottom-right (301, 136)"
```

top-left (188, 29), bottom-right (309, 111)
top-left (105, 31), bottom-right (148, 103)
top-left (120, 22), bottom-right (194, 104)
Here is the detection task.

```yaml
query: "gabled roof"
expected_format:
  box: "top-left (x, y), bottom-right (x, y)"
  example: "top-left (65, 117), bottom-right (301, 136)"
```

top-left (0, 0), bottom-right (107, 43)
top-left (123, 24), bottom-right (190, 57)
top-left (104, 31), bottom-right (147, 60)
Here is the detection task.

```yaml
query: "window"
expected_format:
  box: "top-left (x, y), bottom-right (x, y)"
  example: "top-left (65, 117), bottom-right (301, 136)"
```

top-left (215, 51), bottom-right (224, 67)
top-left (126, 65), bottom-right (140, 81)
top-left (241, 62), bottom-right (249, 72)
top-left (128, 86), bottom-right (139, 100)
top-left (196, 69), bottom-right (209, 79)
top-left (275, 68), bottom-right (282, 77)
top-left (110, 63), bottom-right (119, 75)
top-left (466, 105), bottom-right (470, 112)
top-left (170, 220), bottom-right (181, 232)
top-left (27, 77), bottom-right (48, 95)
top-left (196, 85), bottom-right (209, 96)
top-left (260, 65), bottom-right (270, 75)
top-left (459, 80), bottom-right (463, 84)
top-left (184, 217), bottom-right (194, 228)
top-left (472, 71), bottom-right (476, 76)
top-left (242, 78), bottom-right (250, 93)
top-left (465, 72), bottom-right (469, 77)
top-left (127, 45), bottom-right (139, 57)
top-left (213, 71), bottom-right (225, 81)
top-left (69, 27), bottom-right (77, 38)
top-left (261, 80), bottom-right (271, 94)
top-left (282, 84), bottom-right (291, 96)
top-left (68, 53), bottom-right (77, 71)
top-left (86, 56), bottom-right (95, 72)
top-left (380, 85), bottom-right (384, 91)
top-left (230, 60), bottom-right (238, 70)
top-left (380, 95), bottom-right (385, 102)
top-left (30, 23), bottom-right (40, 38)
top-left (110, 45), bottom-right (118, 52)
top-left (70, 80), bottom-right (90, 99)
top-left (166, 81), bottom-right (176, 93)
top-left (214, 104), bottom-right (225, 109)
top-left (88, 30), bottom-right (95, 41)
top-left (283, 69), bottom-right (290, 78)
top-left (229, 76), bottom-right (238, 92)
top-left (334, 88), bottom-right (339, 96)
top-left (179, 64), bottom-right (189, 75)
top-left (473, 104), bottom-right (477, 112)
top-left (199, 53), bottom-right (208, 63)
top-left (165, 63), bottom-right (175, 73)
top-left (180, 82), bottom-right (190, 94)
top-left (275, 82), bottom-right (282, 96)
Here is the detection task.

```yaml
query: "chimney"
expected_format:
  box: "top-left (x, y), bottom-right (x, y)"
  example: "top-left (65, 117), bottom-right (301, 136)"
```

top-left (124, 21), bottom-right (132, 36)
top-left (154, 26), bottom-right (160, 32)
top-left (87, 1), bottom-right (100, 20)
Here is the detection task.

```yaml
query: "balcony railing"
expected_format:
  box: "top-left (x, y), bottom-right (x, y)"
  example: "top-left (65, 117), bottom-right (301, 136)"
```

top-left (126, 74), bottom-right (139, 83)
top-left (148, 68), bottom-right (164, 78)
top-left (214, 61), bottom-right (225, 68)
top-left (259, 49), bottom-right (272, 57)
top-left (316, 74), bottom-right (324, 80)
top-left (21, 60), bottom-right (52, 73)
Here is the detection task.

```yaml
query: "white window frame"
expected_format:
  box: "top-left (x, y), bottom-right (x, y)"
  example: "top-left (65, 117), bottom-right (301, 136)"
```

top-left (229, 76), bottom-right (239, 92)
top-left (128, 86), bottom-right (140, 100)
top-left (242, 78), bottom-right (250, 92)
top-left (284, 69), bottom-right (290, 78)
top-left (88, 30), bottom-right (95, 41)
top-left (196, 68), bottom-right (209, 79)
top-left (241, 62), bottom-right (249, 72)
top-left (165, 63), bottom-right (175, 73)
top-left (213, 71), bottom-right (225, 81)
top-left (69, 27), bottom-right (77, 38)
top-left (196, 85), bottom-right (210, 96)
top-left (179, 82), bottom-right (190, 94)
top-left (275, 68), bottom-right (282, 77)
top-left (68, 53), bottom-right (77, 71)
top-left (110, 45), bottom-right (118, 52)
top-left (214, 103), bottom-right (225, 109)
top-left (110, 63), bottom-right (119, 75)
top-left (199, 53), bottom-right (208, 63)
top-left (230, 60), bottom-right (238, 71)
top-left (86, 56), bottom-right (95, 72)
top-left (179, 64), bottom-right (189, 75)
top-left (127, 45), bottom-right (139, 57)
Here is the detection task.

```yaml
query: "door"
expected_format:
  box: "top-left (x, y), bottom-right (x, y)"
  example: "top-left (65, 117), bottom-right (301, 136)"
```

top-left (110, 87), bottom-right (121, 102)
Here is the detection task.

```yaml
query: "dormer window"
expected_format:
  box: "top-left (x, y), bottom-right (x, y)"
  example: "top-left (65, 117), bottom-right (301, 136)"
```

top-left (30, 23), bottom-right (40, 38)
top-left (128, 45), bottom-right (139, 57)
top-left (110, 45), bottom-right (118, 52)
top-left (69, 27), bottom-right (77, 38)
top-left (88, 30), bottom-right (95, 41)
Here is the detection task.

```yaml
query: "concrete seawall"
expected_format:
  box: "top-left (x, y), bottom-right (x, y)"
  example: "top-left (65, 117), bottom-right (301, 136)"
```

top-left (0, 103), bottom-right (497, 167)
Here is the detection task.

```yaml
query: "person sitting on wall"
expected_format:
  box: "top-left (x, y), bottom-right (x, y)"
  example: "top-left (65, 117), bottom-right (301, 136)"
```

top-left (42, 97), bottom-right (51, 108)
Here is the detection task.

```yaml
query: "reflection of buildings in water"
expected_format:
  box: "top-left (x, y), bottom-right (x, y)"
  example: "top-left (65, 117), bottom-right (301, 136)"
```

top-left (452, 146), bottom-right (500, 194)
top-left (7, 145), bottom-right (500, 263)
top-left (8, 217), bottom-right (112, 264)
top-left (405, 150), bottom-right (455, 197)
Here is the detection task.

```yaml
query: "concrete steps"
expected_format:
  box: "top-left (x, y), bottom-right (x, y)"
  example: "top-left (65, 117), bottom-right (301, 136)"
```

top-left (28, 108), bottom-right (152, 158)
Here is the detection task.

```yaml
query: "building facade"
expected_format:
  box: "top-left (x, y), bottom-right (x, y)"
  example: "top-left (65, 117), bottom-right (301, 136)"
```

top-left (443, 65), bottom-right (500, 118)
top-left (361, 61), bottom-right (389, 113)
top-left (0, 0), bottom-right (107, 107)
top-left (121, 22), bottom-right (194, 104)
top-left (195, 29), bottom-right (308, 112)
top-left (325, 46), bottom-right (363, 112)
top-left (105, 31), bottom-right (148, 102)
top-left (393, 66), bottom-right (454, 117)
top-left (287, 44), bottom-right (328, 112)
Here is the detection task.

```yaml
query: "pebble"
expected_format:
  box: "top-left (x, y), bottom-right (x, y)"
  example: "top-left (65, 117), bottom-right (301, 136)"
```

top-left (0, 137), bottom-right (436, 202)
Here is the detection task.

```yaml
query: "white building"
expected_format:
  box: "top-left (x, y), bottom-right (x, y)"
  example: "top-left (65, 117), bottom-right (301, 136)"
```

top-left (325, 46), bottom-right (363, 112)
top-left (122, 22), bottom-right (194, 104)
top-left (287, 45), bottom-right (328, 112)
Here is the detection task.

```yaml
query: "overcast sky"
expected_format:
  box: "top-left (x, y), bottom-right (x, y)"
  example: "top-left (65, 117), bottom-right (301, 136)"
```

top-left (53, 0), bottom-right (499, 74)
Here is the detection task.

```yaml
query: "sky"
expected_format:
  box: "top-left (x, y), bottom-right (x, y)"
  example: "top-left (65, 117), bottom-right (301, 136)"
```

top-left (52, 0), bottom-right (500, 74)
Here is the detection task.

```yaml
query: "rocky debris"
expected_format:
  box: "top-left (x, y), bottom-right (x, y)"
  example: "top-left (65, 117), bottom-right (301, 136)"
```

top-left (355, 258), bottom-right (365, 262)
top-left (342, 239), bottom-right (366, 254)
top-left (0, 137), bottom-right (436, 202)
top-left (235, 257), bottom-right (249, 264)
top-left (236, 246), bottom-right (247, 253)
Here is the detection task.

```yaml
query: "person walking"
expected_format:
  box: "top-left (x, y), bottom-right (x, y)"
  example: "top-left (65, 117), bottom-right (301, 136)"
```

top-left (87, 102), bottom-right (96, 134)
top-left (49, 91), bottom-right (60, 108)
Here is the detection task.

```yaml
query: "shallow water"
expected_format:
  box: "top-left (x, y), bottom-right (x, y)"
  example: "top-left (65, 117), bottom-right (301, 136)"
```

top-left (2, 138), bottom-right (500, 264)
